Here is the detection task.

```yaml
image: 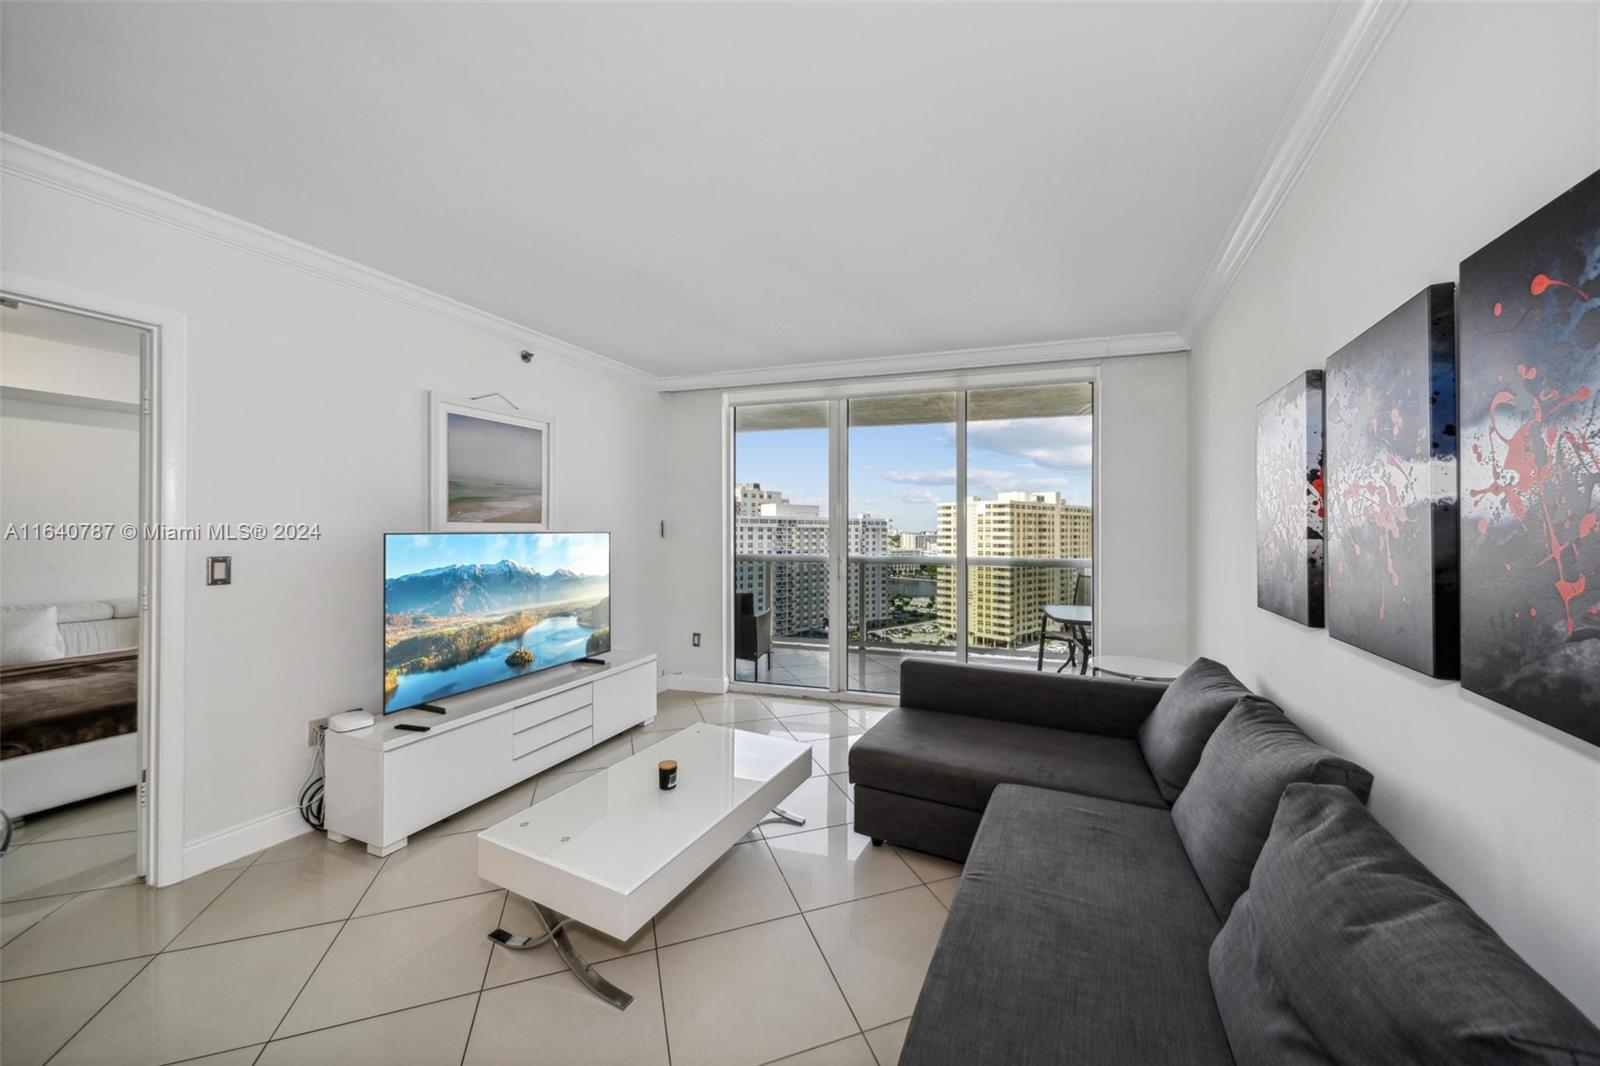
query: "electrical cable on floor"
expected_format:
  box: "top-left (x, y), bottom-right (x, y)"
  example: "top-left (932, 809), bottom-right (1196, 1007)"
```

top-left (299, 729), bottom-right (326, 831)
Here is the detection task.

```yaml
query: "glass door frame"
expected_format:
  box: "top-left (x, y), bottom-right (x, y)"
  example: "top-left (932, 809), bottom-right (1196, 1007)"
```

top-left (724, 364), bottom-right (1101, 701)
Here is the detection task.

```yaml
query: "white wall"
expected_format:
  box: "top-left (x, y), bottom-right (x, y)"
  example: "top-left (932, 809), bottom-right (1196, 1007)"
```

top-left (656, 352), bottom-right (1192, 687)
top-left (1188, 1), bottom-right (1600, 1020)
top-left (0, 396), bottom-right (139, 606)
top-left (1, 169), bottom-right (669, 859)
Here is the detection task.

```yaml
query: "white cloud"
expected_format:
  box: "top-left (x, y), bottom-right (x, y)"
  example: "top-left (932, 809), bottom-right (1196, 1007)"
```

top-left (895, 489), bottom-right (943, 504)
top-left (883, 467), bottom-right (1014, 487)
top-left (967, 417), bottom-right (1093, 472)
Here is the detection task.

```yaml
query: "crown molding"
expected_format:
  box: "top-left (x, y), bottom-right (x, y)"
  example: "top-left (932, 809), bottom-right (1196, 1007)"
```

top-left (1180, 0), bottom-right (1408, 342)
top-left (654, 331), bottom-right (1189, 393)
top-left (0, 134), bottom-right (657, 388)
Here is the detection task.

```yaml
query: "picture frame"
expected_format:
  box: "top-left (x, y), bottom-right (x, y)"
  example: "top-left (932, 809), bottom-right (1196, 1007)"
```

top-left (428, 393), bottom-right (552, 531)
top-left (1255, 370), bottom-right (1326, 628)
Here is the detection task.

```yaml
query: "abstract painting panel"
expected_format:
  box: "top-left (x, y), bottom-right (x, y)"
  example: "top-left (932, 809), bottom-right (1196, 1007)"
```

top-left (1257, 371), bottom-right (1325, 627)
top-left (1324, 285), bottom-right (1458, 678)
top-left (1459, 168), bottom-right (1600, 746)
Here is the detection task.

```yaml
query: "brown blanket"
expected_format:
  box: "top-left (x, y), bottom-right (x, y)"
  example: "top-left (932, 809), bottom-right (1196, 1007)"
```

top-left (0, 650), bottom-right (138, 760)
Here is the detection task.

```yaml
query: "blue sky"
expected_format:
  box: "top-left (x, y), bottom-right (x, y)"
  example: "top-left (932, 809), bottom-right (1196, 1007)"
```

top-left (385, 532), bottom-right (609, 579)
top-left (736, 415), bottom-right (1093, 531)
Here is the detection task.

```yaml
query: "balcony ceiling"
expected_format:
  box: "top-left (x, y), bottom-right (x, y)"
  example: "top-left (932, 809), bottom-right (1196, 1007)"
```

top-left (1, 2), bottom-right (1337, 379)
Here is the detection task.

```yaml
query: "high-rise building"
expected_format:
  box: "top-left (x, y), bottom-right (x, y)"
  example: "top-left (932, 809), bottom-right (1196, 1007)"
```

top-left (733, 484), bottom-right (890, 635)
top-left (935, 491), bottom-right (1092, 648)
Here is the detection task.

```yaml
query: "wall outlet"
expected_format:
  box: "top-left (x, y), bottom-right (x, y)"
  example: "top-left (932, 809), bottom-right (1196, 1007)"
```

top-left (692, 632), bottom-right (701, 647)
top-left (307, 717), bottom-right (329, 746)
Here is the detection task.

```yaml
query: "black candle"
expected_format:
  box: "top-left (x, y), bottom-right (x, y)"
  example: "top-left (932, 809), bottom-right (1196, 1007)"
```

top-left (658, 759), bottom-right (678, 790)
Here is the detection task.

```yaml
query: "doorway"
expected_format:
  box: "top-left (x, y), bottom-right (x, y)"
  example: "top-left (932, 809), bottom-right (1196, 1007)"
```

top-left (0, 295), bottom-right (168, 892)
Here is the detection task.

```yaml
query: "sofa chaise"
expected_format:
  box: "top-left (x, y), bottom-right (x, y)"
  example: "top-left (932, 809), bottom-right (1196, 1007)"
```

top-left (848, 659), bottom-right (1600, 1065)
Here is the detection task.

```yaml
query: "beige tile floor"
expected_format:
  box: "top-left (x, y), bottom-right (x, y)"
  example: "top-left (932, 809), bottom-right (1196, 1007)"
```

top-left (0, 691), bottom-right (960, 1066)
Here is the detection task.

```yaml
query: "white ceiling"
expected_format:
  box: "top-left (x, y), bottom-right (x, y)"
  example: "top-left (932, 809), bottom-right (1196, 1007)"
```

top-left (1, 2), bottom-right (1338, 379)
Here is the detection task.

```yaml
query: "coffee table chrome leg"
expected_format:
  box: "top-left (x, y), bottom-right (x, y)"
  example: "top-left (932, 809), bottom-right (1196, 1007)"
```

top-left (765, 806), bottom-right (806, 827)
top-left (536, 902), bottom-right (634, 1010)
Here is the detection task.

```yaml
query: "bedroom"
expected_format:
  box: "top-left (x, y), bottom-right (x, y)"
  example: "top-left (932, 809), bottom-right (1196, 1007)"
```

top-left (0, 300), bottom-right (146, 890)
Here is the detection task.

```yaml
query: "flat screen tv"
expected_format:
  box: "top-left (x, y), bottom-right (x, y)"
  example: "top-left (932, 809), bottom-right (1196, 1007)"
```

top-left (383, 531), bottom-right (611, 713)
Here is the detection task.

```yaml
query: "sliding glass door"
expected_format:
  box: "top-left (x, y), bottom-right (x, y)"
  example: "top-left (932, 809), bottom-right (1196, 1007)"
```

top-left (732, 402), bottom-right (832, 687)
top-left (846, 393), bottom-right (959, 692)
top-left (731, 379), bottom-right (1093, 695)
top-left (964, 384), bottom-right (1094, 673)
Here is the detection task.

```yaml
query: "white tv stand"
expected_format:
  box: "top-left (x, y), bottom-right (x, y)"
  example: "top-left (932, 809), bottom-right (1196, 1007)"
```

top-left (324, 649), bottom-right (657, 856)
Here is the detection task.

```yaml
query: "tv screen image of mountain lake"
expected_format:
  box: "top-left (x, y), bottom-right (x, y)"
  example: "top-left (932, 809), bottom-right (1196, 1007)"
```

top-left (383, 532), bottom-right (610, 712)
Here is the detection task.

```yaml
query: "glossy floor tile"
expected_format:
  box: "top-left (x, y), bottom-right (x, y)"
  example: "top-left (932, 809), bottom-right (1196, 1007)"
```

top-left (769, 1033), bottom-right (879, 1065)
top-left (653, 839), bottom-right (799, 946)
top-left (804, 886), bottom-right (948, 1029)
top-left (759, 775), bottom-right (853, 840)
top-left (52, 924), bottom-right (339, 1066)
top-left (927, 877), bottom-right (959, 908)
top-left (0, 893), bottom-right (77, 947)
top-left (694, 696), bottom-right (777, 724)
top-left (0, 831), bottom-right (140, 901)
top-left (803, 735), bottom-right (863, 776)
top-left (777, 711), bottom-right (864, 742)
top-left (277, 892), bottom-right (501, 1037)
top-left (864, 1018), bottom-right (912, 1066)
top-left (637, 701), bottom-right (704, 733)
top-left (1, 867), bottom-right (242, 979)
top-left (0, 956), bottom-right (147, 1066)
top-left (352, 830), bottom-right (499, 916)
top-left (258, 992), bottom-right (478, 1066)
top-left (658, 915), bottom-right (858, 1065)
top-left (168, 848), bottom-right (381, 949)
top-left (466, 951), bottom-right (669, 1066)
top-left (892, 846), bottom-right (964, 883)
top-left (766, 825), bottom-right (921, 911)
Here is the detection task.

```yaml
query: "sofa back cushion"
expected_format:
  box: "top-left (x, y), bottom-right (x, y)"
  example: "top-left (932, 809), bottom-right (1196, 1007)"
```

top-left (1136, 657), bottom-right (1251, 802)
top-left (1172, 697), bottom-right (1372, 918)
top-left (1209, 783), bottom-right (1600, 1065)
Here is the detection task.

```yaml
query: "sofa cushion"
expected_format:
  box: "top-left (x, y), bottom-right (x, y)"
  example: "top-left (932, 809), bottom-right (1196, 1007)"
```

top-left (1210, 783), bottom-right (1600, 1065)
top-left (1137, 657), bottom-right (1251, 802)
top-left (1172, 697), bottom-right (1372, 919)
top-left (849, 707), bottom-right (1167, 813)
top-left (901, 784), bottom-right (1235, 1066)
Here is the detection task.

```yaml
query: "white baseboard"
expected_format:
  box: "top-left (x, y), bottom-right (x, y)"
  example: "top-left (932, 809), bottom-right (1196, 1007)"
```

top-left (668, 674), bottom-right (728, 694)
top-left (183, 805), bottom-right (309, 879)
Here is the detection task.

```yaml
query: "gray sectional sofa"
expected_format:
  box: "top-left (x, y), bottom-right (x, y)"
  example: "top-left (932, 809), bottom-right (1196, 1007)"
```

top-left (847, 659), bottom-right (1600, 1066)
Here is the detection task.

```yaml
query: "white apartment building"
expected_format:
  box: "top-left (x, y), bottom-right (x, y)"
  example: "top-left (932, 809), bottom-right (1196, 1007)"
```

top-left (733, 483), bottom-right (890, 635)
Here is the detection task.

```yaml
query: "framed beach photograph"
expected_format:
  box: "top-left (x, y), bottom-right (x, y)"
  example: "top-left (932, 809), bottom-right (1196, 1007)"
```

top-left (429, 393), bottom-right (551, 531)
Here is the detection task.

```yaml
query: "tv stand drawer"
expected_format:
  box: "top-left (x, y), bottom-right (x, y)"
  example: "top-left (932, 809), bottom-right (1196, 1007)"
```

top-left (513, 705), bottom-right (593, 760)
top-left (513, 684), bottom-right (592, 732)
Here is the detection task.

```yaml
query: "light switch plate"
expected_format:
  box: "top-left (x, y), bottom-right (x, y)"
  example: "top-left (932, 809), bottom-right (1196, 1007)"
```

top-left (207, 556), bottom-right (232, 585)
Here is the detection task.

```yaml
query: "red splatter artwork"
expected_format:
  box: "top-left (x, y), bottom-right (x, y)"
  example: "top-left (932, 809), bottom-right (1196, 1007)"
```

top-left (1459, 167), bottom-right (1600, 744)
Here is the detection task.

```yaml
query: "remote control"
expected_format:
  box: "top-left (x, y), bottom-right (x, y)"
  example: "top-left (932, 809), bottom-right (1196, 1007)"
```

top-left (394, 723), bottom-right (431, 733)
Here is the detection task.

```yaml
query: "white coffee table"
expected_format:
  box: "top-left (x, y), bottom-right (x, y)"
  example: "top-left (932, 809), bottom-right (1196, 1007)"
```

top-left (477, 722), bottom-right (811, 1008)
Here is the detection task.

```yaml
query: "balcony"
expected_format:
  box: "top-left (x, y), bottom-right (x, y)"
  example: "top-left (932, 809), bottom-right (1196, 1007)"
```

top-left (734, 554), bottom-right (1089, 694)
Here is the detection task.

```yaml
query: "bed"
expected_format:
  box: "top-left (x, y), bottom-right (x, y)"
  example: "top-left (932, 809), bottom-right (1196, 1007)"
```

top-left (0, 600), bottom-right (139, 818)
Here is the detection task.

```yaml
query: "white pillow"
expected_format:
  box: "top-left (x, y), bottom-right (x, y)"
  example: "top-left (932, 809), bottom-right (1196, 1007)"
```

top-left (2, 606), bottom-right (66, 666)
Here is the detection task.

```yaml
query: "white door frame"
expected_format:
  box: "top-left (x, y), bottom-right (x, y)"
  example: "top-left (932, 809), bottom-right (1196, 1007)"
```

top-left (2, 272), bottom-right (188, 888)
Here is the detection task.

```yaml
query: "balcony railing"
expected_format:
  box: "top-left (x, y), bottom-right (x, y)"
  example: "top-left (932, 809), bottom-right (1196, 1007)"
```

top-left (734, 553), bottom-right (1091, 691)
